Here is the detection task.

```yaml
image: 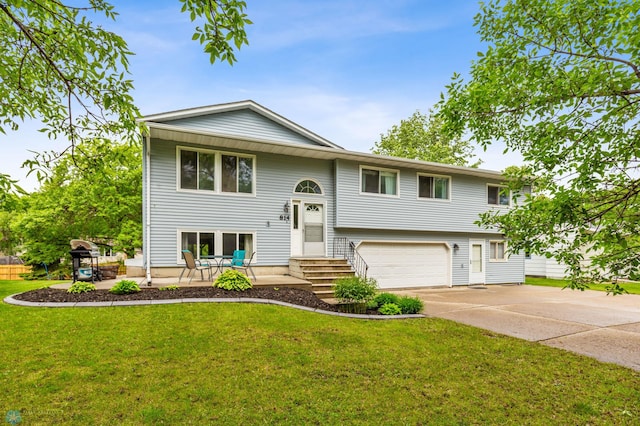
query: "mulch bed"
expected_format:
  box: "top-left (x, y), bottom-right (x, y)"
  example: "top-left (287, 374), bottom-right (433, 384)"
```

top-left (12, 286), bottom-right (382, 314)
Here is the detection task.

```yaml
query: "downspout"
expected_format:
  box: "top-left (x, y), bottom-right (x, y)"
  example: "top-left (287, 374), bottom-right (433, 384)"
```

top-left (144, 133), bottom-right (152, 285)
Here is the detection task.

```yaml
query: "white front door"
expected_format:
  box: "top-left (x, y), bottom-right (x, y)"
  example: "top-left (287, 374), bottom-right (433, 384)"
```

top-left (302, 203), bottom-right (325, 256)
top-left (469, 239), bottom-right (486, 284)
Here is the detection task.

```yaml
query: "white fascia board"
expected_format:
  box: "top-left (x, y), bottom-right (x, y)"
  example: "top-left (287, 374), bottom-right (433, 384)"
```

top-left (147, 123), bottom-right (504, 181)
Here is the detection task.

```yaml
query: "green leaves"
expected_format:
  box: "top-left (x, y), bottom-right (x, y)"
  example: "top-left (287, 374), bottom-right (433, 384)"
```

top-left (372, 110), bottom-right (481, 167)
top-left (179, 0), bottom-right (251, 65)
top-left (1, 0), bottom-right (251, 180)
top-left (439, 0), bottom-right (640, 288)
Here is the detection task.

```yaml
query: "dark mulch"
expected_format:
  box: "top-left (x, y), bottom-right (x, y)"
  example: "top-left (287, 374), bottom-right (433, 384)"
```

top-left (13, 286), bottom-right (367, 313)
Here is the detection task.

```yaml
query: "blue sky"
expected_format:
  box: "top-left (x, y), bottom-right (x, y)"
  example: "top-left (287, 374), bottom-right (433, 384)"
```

top-left (1, 0), bottom-right (521, 191)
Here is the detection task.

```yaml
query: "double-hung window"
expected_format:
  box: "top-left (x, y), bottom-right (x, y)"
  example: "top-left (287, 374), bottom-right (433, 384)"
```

top-left (178, 148), bottom-right (254, 194)
top-left (487, 184), bottom-right (510, 206)
top-left (361, 167), bottom-right (398, 196)
top-left (489, 241), bottom-right (507, 261)
top-left (418, 174), bottom-right (450, 200)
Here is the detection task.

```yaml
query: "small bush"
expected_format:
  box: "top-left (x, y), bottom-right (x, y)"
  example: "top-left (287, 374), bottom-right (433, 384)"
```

top-left (397, 296), bottom-right (424, 314)
top-left (373, 292), bottom-right (400, 307)
top-left (366, 299), bottom-right (379, 310)
top-left (109, 280), bottom-right (141, 295)
top-left (214, 270), bottom-right (252, 291)
top-left (333, 276), bottom-right (378, 303)
top-left (379, 303), bottom-right (402, 315)
top-left (159, 285), bottom-right (180, 291)
top-left (67, 282), bottom-right (97, 294)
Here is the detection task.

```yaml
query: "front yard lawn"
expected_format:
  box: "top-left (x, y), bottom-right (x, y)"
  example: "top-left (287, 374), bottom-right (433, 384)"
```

top-left (526, 276), bottom-right (640, 295)
top-left (1, 280), bottom-right (639, 424)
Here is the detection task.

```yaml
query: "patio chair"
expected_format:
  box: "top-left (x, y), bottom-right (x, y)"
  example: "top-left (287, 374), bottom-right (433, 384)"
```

top-left (221, 250), bottom-right (246, 272)
top-left (179, 250), bottom-right (211, 284)
top-left (231, 251), bottom-right (256, 281)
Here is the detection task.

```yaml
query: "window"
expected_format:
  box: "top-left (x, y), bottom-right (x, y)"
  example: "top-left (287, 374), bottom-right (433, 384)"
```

top-left (418, 174), bottom-right (450, 200)
top-left (294, 179), bottom-right (322, 194)
top-left (181, 231), bottom-right (215, 259)
top-left (489, 241), bottom-right (507, 261)
top-left (361, 167), bottom-right (398, 195)
top-left (180, 150), bottom-right (215, 191)
top-left (222, 232), bottom-right (254, 256)
top-left (222, 154), bottom-right (253, 193)
top-left (178, 148), bottom-right (254, 194)
top-left (179, 231), bottom-right (253, 260)
top-left (488, 185), bottom-right (510, 206)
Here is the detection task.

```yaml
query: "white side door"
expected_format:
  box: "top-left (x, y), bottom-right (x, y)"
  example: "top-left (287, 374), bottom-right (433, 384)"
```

top-left (469, 239), bottom-right (486, 284)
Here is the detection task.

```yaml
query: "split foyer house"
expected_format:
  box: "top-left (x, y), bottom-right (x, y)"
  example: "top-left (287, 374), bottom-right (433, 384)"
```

top-left (139, 100), bottom-right (524, 289)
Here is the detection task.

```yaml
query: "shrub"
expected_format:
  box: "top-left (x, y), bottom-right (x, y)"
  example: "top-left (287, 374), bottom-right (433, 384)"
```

top-left (379, 303), bottom-right (402, 315)
top-left (373, 292), bottom-right (400, 308)
top-left (397, 296), bottom-right (424, 314)
top-left (214, 270), bottom-right (252, 291)
top-left (67, 282), bottom-right (97, 294)
top-left (109, 280), bottom-right (141, 295)
top-left (159, 285), bottom-right (180, 291)
top-left (333, 276), bottom-right (378, 303)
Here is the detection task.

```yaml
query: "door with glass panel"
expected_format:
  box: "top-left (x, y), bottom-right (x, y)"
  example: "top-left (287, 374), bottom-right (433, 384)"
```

top-left (302, 203), bottom-right (325, 256)
top-left (469, 239), bottom-right (486, 284)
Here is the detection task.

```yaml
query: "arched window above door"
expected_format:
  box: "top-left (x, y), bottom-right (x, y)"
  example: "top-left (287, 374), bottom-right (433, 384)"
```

top-left (294, 179), bottom-right (323, 195)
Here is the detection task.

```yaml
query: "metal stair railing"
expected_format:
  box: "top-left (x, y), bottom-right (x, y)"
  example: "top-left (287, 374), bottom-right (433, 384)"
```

top-left (332, 237), bottom-right (368, 279)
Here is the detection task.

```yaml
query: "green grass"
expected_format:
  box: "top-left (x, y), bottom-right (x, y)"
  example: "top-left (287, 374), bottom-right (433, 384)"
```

top-left (526, 276), bottom-right (640, 295)
top-left (1, 280), bottom-right (639, 424)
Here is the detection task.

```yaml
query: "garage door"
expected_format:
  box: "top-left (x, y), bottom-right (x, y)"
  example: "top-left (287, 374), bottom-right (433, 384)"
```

top-left (356, 241), bottom-right (451, 289)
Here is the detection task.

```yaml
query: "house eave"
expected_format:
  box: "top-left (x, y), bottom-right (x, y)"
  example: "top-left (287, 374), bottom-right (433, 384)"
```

top-left (146, 122), bottom-right (505, 180)
top-left (138, 100), bottom-right (343, 150)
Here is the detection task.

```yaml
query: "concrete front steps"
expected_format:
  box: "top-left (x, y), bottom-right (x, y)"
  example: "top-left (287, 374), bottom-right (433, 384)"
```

top-left (289, 257), bottom-right (355, 299)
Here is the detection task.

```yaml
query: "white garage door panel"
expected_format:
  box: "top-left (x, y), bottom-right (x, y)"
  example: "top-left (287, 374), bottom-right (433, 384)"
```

top-left (357, 242), bottom-right (450, 289)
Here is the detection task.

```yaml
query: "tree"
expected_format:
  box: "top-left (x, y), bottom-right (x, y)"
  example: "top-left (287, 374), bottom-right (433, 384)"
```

top-left (372, 110), bottom-right (481, 167)
top-left (14, 140), bottom-right (142, 269)
top-left (438, 0), bottom-right (640, 293)
top-left (0, 0), bottom-right (251, 181)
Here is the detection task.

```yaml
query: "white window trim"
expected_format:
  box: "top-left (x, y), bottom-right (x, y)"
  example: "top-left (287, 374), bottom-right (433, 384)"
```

top-left (293, 178), bottom-right (325, 196)
top-left (176, 229), bottom-right (257, 264)
top-left (416, 173), bottom-right (452, 202)
top-left (487, 183), bottom-right (510, 207)
top-left (176, 146), bottom-right (256, 196)
top-left (489, 240), bottom-right (508, 262)
top-left (359, 165), bottom-right (400, 198)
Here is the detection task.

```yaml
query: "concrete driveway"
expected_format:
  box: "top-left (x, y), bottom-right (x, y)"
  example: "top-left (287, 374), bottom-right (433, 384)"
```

top-left (394, 284), bottom-right (640, 371)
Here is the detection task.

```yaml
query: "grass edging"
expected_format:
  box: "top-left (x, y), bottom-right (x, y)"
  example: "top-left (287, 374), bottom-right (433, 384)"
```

top-left (3, 294), bottom-right (425, 320)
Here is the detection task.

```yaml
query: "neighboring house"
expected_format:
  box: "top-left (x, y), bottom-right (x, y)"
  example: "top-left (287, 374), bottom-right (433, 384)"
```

top-left (525, 247), bottom-right (593, 280)
top-left (139, 100), bottom-right (524, 289)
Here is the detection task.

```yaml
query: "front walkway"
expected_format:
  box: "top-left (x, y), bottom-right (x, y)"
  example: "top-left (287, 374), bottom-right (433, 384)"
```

top-left (394, 284), bottom-right (640, 371)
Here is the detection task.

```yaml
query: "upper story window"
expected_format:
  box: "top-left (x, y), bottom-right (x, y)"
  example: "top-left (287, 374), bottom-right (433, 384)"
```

top-left (178, 147), bottom-right (254, 194)
top-left (361, 166), bottom-right (398, 196)
top-left (294, 179), bottom-right (323, 195)
top-left (487, 184), bottom-right (510, 206)
top-left (418, 174), bottom-right (450, 200)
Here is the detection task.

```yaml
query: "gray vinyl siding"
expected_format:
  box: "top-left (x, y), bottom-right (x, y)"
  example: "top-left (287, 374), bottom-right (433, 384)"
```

top-left (147, 138), bottom-right (334, 267)
top-left (162, 109), bottom-right (323, 147)
top-left (335, 229), bottom-right (524, 285)
top-left (335, 159), bottom-right (506, 234)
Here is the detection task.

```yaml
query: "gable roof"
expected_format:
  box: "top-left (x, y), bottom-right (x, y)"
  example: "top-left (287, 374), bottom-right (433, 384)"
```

top-left (141, 101), bottom-right (504, 181)
top-left (140, 100), bottom-right (343, 150)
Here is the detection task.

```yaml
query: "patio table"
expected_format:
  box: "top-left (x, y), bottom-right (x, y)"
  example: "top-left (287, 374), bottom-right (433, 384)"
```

top-left (203, 255), bottom-right (233, 275)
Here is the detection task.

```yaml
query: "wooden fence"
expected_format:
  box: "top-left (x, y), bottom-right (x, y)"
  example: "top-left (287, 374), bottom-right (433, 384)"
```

top-left (0, 265), bottom-right (31, 280)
